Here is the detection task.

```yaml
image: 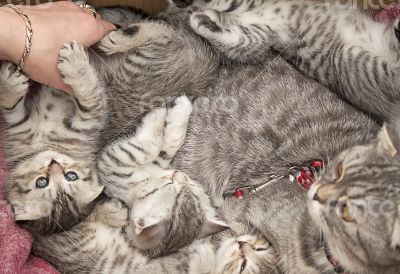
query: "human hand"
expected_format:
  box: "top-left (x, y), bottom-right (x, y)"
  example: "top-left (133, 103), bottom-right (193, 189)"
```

top-left (0, 1), bottom-right (115, 94)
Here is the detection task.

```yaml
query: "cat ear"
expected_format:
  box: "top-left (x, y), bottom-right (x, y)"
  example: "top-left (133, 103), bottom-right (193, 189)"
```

top-left (390, 205), bottom-right (400, 249)
top-left (74, 184), bottom-right (104, 208)
top-left (199, 216), bottom-right (230, 238)
top-left (134, 218), bottom-right (162, 239)
top-left (378, 109), bottom-right (400, 157)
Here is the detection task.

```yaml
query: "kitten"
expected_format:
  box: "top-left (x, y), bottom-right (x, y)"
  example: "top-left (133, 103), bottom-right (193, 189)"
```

top-left (170, 0), bottom-right (400, 121)
top-left (0, 8), bottom-right (219, 235)
top-left (97, 96), bottom-right (228, 258)
top-left (33, 101), bottom-right (274, 274)
top-left (0, 43), bottom-right (106, 235)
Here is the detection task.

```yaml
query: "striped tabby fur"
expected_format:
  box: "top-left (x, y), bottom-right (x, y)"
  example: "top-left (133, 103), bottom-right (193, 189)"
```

top-left (1, 9), bottom-right (219, 235)
top-left (97, 97), bottom-right (228, 258)
top-left (170, 0), bottom-right (400, 120)
top-left (33, 104), bottom-right (277, 274)
top-left (0, 42), bottom-right (106, 234)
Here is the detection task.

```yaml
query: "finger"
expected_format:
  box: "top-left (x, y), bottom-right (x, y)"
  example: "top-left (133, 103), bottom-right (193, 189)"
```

top-left (100, 20), bottom-right (117, 32)
top-left (50, 76), bottom-right (74, 95)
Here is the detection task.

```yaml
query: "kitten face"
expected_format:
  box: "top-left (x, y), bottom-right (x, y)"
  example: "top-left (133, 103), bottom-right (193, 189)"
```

top-left (309, 126), bottom-right (400, 273)
top-left (215, 235), bottom-right (277, 274)
top-left (125, 170), bottom-right (228, 257)
top-left (7, 150), bottom-right (104, 234)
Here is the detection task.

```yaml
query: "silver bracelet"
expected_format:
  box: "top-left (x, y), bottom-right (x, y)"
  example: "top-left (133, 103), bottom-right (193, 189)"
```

top-left (3, 4), bottom-right (33, 71)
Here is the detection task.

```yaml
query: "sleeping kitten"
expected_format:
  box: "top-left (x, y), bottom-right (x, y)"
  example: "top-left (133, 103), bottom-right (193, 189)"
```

top-left (97, 96), bottom-right (228, 258)
top-left (0, 43), bottom-right (106, 235)
top-left (33, 101), bottom-right (275, 274)
top-left (170, 0), bottom-right (400, 121)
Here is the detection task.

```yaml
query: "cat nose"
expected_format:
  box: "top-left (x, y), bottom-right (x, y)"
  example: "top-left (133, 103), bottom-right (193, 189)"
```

top-left (238, 241), bottom-right (252, 253)
top-left (48, 160), bottom-right (62, 175)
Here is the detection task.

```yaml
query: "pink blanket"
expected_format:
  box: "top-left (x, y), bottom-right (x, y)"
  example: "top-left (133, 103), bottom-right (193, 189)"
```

top-left (0, 5), bottom-right (399, 274)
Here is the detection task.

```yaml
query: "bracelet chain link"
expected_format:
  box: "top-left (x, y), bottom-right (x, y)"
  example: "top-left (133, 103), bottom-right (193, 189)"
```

top-left (3, 4), bottom-right (33, 71)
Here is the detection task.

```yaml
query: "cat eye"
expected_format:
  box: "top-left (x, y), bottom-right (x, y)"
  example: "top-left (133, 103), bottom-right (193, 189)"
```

top-left (64, 171), bottom-right (79, 181)
top-left (336, 161), bottom-right (345, 182)
top-left (341, 204), bottom-right (354, 222)
top-left (240, 259), bottom-right (247, 273)
top-left (255, 248), bottom-right (267, 251)
top-left (36, 177), bottom-right (49, 188)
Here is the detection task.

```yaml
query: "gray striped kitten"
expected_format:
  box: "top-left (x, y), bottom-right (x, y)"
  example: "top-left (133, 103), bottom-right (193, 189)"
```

top-left (0, 43), bottom-right (106, 235)
top-left (33, 101), bottom-right (276, 274)
top-left (170, 0), bottom-right (400, 120)
top-left (97, 96), bottom-right (228, 258)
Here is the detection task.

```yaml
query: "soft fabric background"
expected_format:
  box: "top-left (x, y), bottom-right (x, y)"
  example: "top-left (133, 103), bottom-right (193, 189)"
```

top-left (0, 1), bottom-right (399, 274)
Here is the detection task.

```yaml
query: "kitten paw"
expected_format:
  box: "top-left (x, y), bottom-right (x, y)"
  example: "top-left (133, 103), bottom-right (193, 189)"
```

top-left (395, 18), bottom-right (400, 42)
top-left (0, 62), bottom-right (29, 109)
top-left (190, 10), bottom-right (224, 37)
top-left (167, 96), bottom-right (193, 123)
top-left (95, 199), bottom-right (128, 227)
top-left (141, 107), bottom-right (167, 135)
top-left (57, 41), bottom-right (90, 87)
top-left (98, 26), bottom-right (138, 55)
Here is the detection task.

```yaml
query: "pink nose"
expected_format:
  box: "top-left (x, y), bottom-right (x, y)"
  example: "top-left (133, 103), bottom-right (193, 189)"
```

top-left (48, 161), bottom-right (62, 175)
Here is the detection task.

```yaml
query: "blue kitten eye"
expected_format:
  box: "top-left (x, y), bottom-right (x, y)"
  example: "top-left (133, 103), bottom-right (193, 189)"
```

top-left (65, 171), bottom-right (79, 181)
top-left (36, 177), bottom-right (49, 188)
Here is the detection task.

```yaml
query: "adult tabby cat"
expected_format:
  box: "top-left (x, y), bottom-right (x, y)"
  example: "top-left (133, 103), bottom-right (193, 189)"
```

top-left (170, 0), bottom-right (400, 121)
top-left (33, 95), bottom-right (277, 274)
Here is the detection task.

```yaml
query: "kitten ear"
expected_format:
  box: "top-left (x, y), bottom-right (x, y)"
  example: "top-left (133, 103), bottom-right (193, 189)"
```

top-left (379, 109), bottom-right (400, 157)
top-left (378, 124), bottom-right (399, 157)
top-left (390, 205), bottom-right (400, 249)
top-left (134, 218), bottom-right (162, 239)
top-left (74, 184), bottom-right (104, 208)
top-left (199, 216), bottom-right (229, 238)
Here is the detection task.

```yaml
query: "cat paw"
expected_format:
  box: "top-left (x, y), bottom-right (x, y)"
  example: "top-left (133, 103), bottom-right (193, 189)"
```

top-left (0, 62), bottom-right (29, 109)
top-left (57, 41), bottom-right (90, 86)
top-left (167, 96), bottom-right (193, 123)
top-left (190, 10), bottom-right (224, 37)
top-left (95, 199), bottom-right (128, 227)
top-left (141, 107), bottom-right (167, 135)
top-left (98, 26), bottom-right (138, 55)
top-left (394, 18), bottom-right (400, 42)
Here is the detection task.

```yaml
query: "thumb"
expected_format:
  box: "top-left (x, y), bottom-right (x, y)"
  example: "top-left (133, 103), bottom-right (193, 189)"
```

top-left (100, 20), bottom-right (117, 34)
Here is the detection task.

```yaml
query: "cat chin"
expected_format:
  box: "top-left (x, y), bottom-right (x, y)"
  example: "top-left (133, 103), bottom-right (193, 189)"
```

top-left (307, 184), bottom-right (324, 225)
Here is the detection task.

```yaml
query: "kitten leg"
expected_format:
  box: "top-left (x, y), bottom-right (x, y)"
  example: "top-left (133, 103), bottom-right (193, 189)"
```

top-left (57, 41), bottom-right (107, 124)
top-left (98, 108), bottom-right (167, 203)
top-left (98, 23), bottom-right (174, 56)
top-left (156, 96), bottom-right (193, 169)
top-left (190, 8), bottom-right (285, 61)
top-left (0, 62), bottom-right (33, 132)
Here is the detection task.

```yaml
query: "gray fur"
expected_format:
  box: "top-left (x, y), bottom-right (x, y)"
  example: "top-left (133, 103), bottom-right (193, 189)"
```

top-left (4, 6), bottom-right (398, 274)
top-left (172, 0), bottom-right (400, 120)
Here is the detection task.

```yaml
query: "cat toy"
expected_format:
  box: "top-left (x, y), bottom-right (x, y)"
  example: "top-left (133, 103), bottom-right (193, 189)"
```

top-left (228, 160), bottom-right (324, 199)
